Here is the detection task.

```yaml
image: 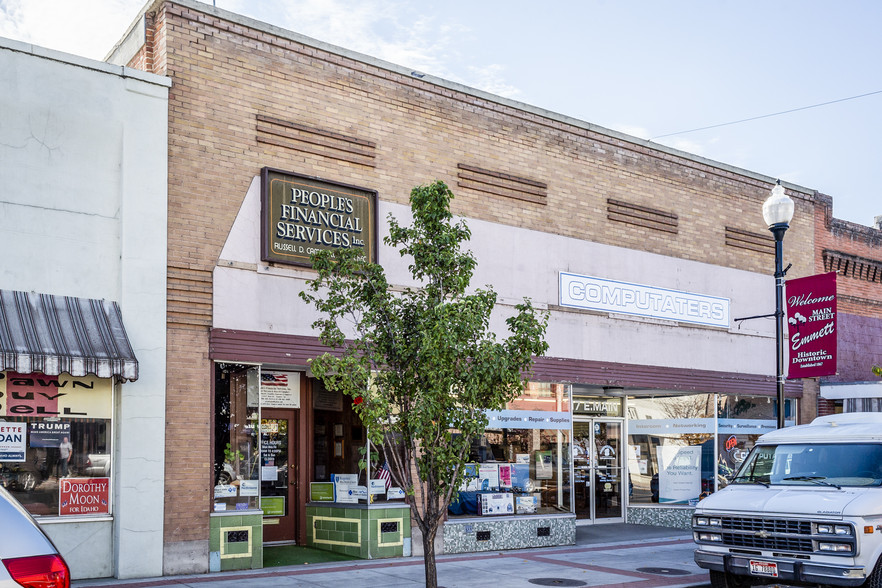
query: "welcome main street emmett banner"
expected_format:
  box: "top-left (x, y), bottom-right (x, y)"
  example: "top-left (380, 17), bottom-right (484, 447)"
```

top-left (786, 272), bottom-right (837, 379)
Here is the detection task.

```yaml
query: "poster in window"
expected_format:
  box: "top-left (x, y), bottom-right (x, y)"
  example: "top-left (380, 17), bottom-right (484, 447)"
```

top-left (260, 371), bottom-right (301, 408)
top-left (28, 421), bottom-right (71, 448)
top-left (498, 464), bottom-right (513, 488)
top-left (510, 463), bottom-right (532, 492)
top-left (658, 445), bottom-right (701, 504)
top-left (59, 477), bottom-right (109, 516)
top-left (0, 422), bottom-right (26, 462)
top-left (478, 464), bottom-right (500, 489)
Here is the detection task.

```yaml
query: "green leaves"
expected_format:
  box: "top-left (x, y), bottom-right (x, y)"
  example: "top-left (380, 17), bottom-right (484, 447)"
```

top-left (301, 180), bottom-right (548, 576)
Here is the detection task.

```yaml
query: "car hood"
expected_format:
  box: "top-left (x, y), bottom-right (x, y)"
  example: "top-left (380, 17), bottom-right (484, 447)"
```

top-left (697, 484), bottom-right (863, 518)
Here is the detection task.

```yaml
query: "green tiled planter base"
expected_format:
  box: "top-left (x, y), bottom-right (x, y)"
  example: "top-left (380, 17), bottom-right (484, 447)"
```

top-left (306, 503), bottom-right (411, 559)
top-left (209, 512), bottom-right (264, 571)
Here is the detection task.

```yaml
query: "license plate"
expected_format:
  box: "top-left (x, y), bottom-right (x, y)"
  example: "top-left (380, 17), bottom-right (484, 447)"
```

top-left (749, 560), bottom-right (779, 577)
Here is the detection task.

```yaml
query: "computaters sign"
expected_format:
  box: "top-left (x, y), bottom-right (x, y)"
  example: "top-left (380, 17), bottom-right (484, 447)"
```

top-left (787, 272), bottom-right (837, 378)
top-left (261, 168), bottom-right (377, 267)
top-left (59, 477), bottom-right (109, 515)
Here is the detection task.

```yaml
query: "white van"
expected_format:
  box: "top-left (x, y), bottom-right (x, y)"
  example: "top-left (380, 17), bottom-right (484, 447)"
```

top-left (693, 413), bottom-right (882, 588)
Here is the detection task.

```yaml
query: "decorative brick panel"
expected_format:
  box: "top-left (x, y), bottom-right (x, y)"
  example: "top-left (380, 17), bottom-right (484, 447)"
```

top-left (725, 226), bottom-right (775, 255)
top-left (456, 163), bottom-right (547, 205)
top-left (256, 114), bottom-right (377, 168)
top-left (607, 198), bottom-right (678, 234)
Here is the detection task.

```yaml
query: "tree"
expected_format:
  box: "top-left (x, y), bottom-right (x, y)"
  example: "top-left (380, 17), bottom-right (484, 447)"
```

top-left (300, 180), bottom-right (548, 587)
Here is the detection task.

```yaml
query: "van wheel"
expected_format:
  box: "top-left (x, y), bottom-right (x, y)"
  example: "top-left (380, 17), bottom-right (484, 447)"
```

top-left (864, 557), bottom-right (882, 588)
top-left (710, 570), bottom-right (752, 588)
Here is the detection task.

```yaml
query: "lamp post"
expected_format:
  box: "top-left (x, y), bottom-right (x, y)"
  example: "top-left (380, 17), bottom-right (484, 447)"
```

top-left (762, 180), bottom-right (795, 428)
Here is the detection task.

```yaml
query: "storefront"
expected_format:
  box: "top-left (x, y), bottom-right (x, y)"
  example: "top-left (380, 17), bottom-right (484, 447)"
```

top-left (101, 0), bottom-right (823, 576)
top-left (0, 292), bottom-right (151, 577)
top-left (1, 37), bottom-right (169, 580)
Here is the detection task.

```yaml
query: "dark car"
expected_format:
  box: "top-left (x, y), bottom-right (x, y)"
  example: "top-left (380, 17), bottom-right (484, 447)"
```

top-left (0, 484), bottom-right (70, 588)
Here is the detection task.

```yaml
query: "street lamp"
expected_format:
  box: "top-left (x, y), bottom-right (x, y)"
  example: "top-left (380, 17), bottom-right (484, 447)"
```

top-left (762, 180), bottom-right (794, 428)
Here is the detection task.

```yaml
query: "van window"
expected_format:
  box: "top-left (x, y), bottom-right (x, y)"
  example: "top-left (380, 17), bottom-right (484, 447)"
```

top-left (734, 443), bottom-right (882, 487)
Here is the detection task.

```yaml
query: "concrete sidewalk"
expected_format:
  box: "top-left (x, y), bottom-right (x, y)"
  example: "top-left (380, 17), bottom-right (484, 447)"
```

top-left (73, 524), bottom-right (708, 588)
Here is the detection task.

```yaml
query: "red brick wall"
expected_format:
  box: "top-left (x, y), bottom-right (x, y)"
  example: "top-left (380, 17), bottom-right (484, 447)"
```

top-left (812, 192), bottom-right (882, 417)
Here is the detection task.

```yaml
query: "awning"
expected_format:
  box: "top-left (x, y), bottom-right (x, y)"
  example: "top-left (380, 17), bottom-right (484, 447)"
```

top-left (0, 290), bottom-right (139, 381)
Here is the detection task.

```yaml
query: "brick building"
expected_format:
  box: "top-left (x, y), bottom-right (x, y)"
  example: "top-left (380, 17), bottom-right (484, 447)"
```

top-left (814, 200), bottom-right (882, 413)
top-left (98, 0), bottom-right (869, 577)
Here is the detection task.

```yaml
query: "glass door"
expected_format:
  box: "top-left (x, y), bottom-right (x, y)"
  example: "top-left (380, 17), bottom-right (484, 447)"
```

top-left (261, 409), bottom-right (298, 543)
top-left (573, 419), bottom-right (624, 522)
top-left (593, 421), bottom-right (622, 520)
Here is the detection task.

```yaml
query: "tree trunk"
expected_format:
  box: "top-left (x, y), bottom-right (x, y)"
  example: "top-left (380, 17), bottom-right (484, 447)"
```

top-left (422, 521), bottom-right (438, 588)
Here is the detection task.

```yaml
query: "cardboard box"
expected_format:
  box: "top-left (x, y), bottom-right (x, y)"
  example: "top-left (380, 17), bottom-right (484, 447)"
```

top-left (515, 494), bottom-right (539, 514)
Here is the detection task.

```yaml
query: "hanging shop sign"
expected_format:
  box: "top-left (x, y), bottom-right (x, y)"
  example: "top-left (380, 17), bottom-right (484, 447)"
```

top-left (786, 272), bottom-right (837, 379)
top-left (0, 372), bottom-right (112, 419)
top-left (559, 272), bottom-right (730, 328)
top-left (261, 168), bottom-right (377, 267)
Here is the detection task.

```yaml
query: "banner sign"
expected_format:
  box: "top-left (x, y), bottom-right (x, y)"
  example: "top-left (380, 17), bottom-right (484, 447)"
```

top-left (261, 168), bottom-right (377, 267)
top-left (485, 409), bottom-right (571, 430)
top-left (559, 272), bottom-right (730, 328)
top-left (59, 477), bottom-right (110, 516)
top-left (786, 272), bottom-right (837, 378)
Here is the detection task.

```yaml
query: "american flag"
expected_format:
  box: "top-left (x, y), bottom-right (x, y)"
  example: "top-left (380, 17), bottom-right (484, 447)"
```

top-left (261, 373), bottom-right (288, 386)
top-left (376, 461), bottom-right (391, 490)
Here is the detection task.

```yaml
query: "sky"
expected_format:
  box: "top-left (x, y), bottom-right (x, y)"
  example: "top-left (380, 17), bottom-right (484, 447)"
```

top-left (2, 0), bottom-right (880, 227)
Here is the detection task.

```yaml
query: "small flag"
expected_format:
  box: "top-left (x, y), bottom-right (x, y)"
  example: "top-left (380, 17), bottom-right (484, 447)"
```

top-left (261, 373), bottom-right (288, 386)
top-left (377, 461), bottom-right (391, 490)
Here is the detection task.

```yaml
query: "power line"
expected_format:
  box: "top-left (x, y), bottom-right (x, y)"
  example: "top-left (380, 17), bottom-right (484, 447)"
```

top-left (651, 89), bottom-right (882, 140)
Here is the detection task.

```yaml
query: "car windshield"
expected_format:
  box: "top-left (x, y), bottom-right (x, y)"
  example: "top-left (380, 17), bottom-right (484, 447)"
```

top-left (732, 443), bottom-right (882, 487)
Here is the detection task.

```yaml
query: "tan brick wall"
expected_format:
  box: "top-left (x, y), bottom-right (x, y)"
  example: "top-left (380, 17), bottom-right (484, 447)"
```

top-left (137, 1), bottom-right (823, 550)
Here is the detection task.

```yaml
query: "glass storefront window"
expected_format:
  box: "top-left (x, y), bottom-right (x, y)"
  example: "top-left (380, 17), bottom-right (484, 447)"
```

top-left (448, 382), bottom-right (571, 518)
top-left (312, 378), bottom-right (365, 484)
top-left (627, 394), bottom-right (715, 506)
top-left (0, 371), bottom-right (113, 517)
top-left (213, 364), bottom-right (260, 512)
top-left (717, 395), bottom-right (796, 480)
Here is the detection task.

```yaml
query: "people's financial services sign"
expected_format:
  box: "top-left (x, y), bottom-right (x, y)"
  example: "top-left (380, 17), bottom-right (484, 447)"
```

top-left (559, 272), bottom-right (730, 328)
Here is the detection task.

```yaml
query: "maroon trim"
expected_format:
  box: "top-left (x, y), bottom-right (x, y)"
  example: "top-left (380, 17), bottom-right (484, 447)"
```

top-left (532, 356), bottom-right (802, 397)
top-left (209, 328), bottom-right (801, 398)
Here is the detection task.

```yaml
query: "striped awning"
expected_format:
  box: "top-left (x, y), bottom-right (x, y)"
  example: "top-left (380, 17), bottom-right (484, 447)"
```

top-left (0, 290), bottom-right (139, 381)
